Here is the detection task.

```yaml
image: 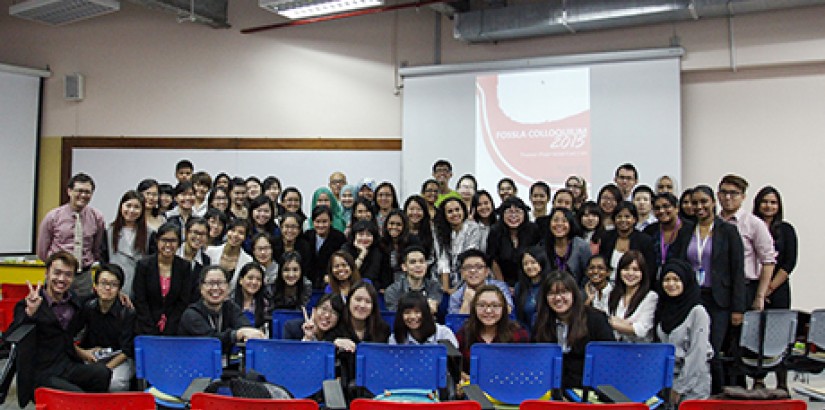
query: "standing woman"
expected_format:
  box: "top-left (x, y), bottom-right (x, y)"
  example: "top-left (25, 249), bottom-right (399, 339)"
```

top-left (421, 179), bottom-right (441, 219)
top-left (133, 222), bottom-right (193, 335)
top-left (343, 220), bottom-right (391, 291)
top-left (551, 189), bottom-right (575, 211)
top-left (542, 207), bottom-right (591, 285)
top-left (374, 182), bottom-right (400, 232)
top-left (456, 175), bottom-right (478, 217)
top-left (350, 197), bottom-right (377, 231)
top-left (643, 193), bottom-right (694, 275)
top-left (753, 186), bottom-right (797, 392)
top-left (597, 185), bottom-right (622, 230)
top-left (263, 176), bottom-right (283, 207)
top-left (433, 197), bottom-right (482, 294)
top-left (578, 201), bottom-right (604, 255)
top-left (205, 218), bottom-right (253, 291)
top-left (308, 187), bottom-right (346, 233)
top-left (565, 176), bottom-right (588, 212)
top-left (102, 190), bottom-right (150, 298)
top-left (486, 197), bottom-right (540, 287)
top-left (472, 190), bottom-right (497, 253)
top-left (339, 184), bottom-right (357, 229)
top-left (404, 195), bottom-right (435, 260)
top-left (455, 285), bottom-right (529, 377)
top-left (245, 176), bottom-right (263, 201)
top-left (326, 250), bottom-right (363, 298)
top-left (305, 205), bottom-right (347, 289)
top-left (655, 259), bottom-right (713, 402)
top-left (496, 178), bottom-right (518, 202)
top-left (244, 196), bottom-right (280, 253)
top-left (529, 181), bottom-right (551, 221)
top-left (271, 251), bottom-right (312, 310)
top-left (607, 251), bottom-right (658, 343)
top-left (655, 175), bottom-right (678, 195)
top-left (280, 187), bottom-right (307, 226)
top-left (679, 188), bottom-right (696, 224)
top-left (513, 246), bottom-right (550, 329)
top-left (380, 210), bottom-right (420, 276)
top-left (688, 185), bottom-right (745, 394)
top-left (232, 262), bottom-right (270, 329)
top-left (533, 271), bottom-right (614, 389)
top-left (272, 212), bottom-right (312, 277)
top-left (207, 186), bottom-right (231, 215)
top-left (204, 208), bottom-right (228, 246)
top-left (137, 179), bottom-right (165, 231)
top-left (598, 202), bottom-right (656, 281)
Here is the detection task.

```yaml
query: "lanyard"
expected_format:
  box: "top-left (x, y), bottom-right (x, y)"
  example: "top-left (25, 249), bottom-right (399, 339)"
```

top-left (693, 222), bottom-right (713, 270)
top-left (658, 218), bottom-right (681, 264)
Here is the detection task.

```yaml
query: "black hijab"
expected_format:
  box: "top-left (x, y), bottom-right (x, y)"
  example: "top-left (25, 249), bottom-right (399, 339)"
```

top-left (655, 259), bottom-right (701, 334)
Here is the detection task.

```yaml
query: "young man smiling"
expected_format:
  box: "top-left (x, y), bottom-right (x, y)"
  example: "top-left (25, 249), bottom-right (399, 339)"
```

top-left (448, 249), bottom-right (513, 314)
top-left (383, 245), bottom-right (443, 312)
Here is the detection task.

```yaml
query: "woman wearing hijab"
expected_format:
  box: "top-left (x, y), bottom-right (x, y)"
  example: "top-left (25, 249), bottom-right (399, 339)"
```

top-left (655, 259), bottom-right (713, 403)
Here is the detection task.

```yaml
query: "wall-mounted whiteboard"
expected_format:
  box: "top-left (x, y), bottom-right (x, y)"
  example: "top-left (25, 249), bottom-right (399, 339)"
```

top-left (0, 63), bottom-right (48, 255)
top-left (72, 147), bottom-right (401, 224)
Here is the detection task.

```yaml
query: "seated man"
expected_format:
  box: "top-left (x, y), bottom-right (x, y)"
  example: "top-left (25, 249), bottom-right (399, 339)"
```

top-left (448, 249), bottom-right (513, 314)
top-left (384, 245), bottom-right (443, 312)
top-left (12, 251), bottom-right (111, 403)
top-left (76, 263), bottom-right (136, 392)
top-left (178, 265), bottom-right (264, 353)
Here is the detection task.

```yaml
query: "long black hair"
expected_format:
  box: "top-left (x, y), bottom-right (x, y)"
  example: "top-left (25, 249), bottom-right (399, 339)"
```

top-left (393, 292), bottom-right (437, 344)
top-left (753, 186), bottom-right (784, 239)
top-left (608, 250), bottom-right (651, 318)
top-left (515, 245), bottom-right (550, 326)
top-left (233, 262), bottom-right (268, 327)
top-left (532, 271), bottom-right (589, 346)
top-left (433, 197), bottom-right (469, 251)
top-left (403, 195), bottom-right (434, 259)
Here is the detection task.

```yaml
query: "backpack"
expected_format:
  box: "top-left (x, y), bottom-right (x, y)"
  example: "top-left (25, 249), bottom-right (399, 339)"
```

top-left (204, 370), bottom-right (293, 399)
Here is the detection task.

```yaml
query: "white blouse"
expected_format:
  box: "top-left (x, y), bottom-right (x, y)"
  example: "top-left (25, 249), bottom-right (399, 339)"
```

top-left (612, 290), bottom-right (658, 343)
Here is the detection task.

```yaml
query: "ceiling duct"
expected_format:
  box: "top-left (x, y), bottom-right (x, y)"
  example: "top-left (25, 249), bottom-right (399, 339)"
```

top-left (128, 0), bottom-right (229, 28)
top-left (9, 0), bottom-right (120, 25)
top-left (454, 0), bottom-right (825, 42)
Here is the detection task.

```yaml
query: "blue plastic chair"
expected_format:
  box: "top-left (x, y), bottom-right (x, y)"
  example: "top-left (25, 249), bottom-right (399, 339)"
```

top-left (134, 336), bottom-right (222, 409)
top-left (306, 290), bottom-right (325, 310)
top-left (469, 344), bottom-right (563, 405)
top-left (271, 309), bottom-right (308, 339)
top-left (445, 313), bottom-right (469, 334)
top-left (579, 342), bottom-right (674, 407)
top-left (381, 310), bottom-right (396, 331)
top-left (245, 339), bottom-right (336, 399)
top-left (355, 343), bottom-right (448, 396)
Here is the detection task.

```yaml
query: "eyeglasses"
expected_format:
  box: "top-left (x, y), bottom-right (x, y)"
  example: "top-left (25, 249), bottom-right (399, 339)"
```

top-left (316, 304), bottom-right (339, 317)
top-left (97, 280), bottom-right (120, 289)
top-left (282, 224), bottom-right (300, 230)
top-left (475, 303), bottom-right (503, 311)
top-left (434, 167), bottom-right (451, 174)
top-left (203, 280), bottom-right (228, 289)
top-left (73, 188), bottom-right (93, 196)
top-left (461, 264), bottom-right (486, 272)
top-left (504, 208), bottom-right (524, 216)
top-left (719, 189), bottom-right (742, 198)
top-left (330, 179), bottom-right (346, 185)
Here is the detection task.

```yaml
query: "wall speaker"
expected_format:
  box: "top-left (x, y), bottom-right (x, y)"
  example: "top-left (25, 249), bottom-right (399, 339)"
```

top-left (64, 73), bottom-right (84, 101)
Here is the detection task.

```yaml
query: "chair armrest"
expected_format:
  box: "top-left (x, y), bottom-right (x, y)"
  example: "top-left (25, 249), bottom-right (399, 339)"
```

top-left (595, 384), bottom-right (632, 403)
top-left (438, 339), bottom-right (461, 358)
top-left (4, 324), bottom-right (34, 344)
top-left (463, 384), bottom-right (494, 410)
top-left (181, 377), bottom-right (213, 401)
top-left (323, 379), bottom-right (347, 410)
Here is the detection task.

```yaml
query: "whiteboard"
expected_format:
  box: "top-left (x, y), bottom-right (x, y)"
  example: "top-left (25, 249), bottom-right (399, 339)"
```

top-left (72, 148), bottom-right (401, 224)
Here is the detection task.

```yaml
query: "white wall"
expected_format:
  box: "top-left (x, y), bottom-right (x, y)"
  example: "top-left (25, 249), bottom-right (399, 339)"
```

top-left (1, 1), bottom-right (823, 309)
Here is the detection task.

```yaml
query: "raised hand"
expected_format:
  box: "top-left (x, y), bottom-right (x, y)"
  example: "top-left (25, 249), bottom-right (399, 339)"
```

top-left (25, 280), bottom-right (43, 317)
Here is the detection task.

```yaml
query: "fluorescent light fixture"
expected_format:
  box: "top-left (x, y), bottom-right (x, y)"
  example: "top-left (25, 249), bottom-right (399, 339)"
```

top-left (260, 0), bottom-right (383, 19)
top-left (9, 0), bottom-right (119, 25)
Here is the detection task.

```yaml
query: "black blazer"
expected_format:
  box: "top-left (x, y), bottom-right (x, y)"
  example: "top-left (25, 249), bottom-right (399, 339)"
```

top-left (563, 307), bottom-right (615, 388)
top-left (643, 220), bottom-right (695, 274)
top-left (704, 217), bottom-right (746, 313)
top-left (342, 243), bottom-right (392, 290)
top-left (304, 228), bottom-right (347, 289)
top-left (273, 236), bottom-right (313, 278)
top-left (486, 222), bottom-right (541, 286)
top-left (598, 230), bottom-right (657, 280)
top-left (132, 254), bottom-right (194, 336)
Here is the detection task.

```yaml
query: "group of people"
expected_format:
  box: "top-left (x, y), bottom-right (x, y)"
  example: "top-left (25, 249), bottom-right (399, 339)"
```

top-left (14, 158), bottom-right (796, 405)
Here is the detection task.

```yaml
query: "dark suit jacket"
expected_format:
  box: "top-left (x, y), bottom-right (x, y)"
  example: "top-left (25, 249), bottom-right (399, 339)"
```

top-left (643, 220), bottom-right (695, 274)
top-left (304, 228), bottom-right (347, 288)
top-left (705, 217), bottom-right (746, 313)
top-left (562, 307), bottom-right (615, 388)
top-left (598, 230), bottom-right (657, 280)
top-left (132, 254), bottom-right (193, 335)
top-left (273, 236), bottom-right (313, 279)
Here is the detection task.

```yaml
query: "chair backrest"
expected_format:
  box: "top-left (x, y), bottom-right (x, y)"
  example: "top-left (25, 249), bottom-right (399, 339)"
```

top-left (740, 310), bottom-right (797, 357)
top-left (134, 336), bottom-right (222, 398)
top-left (189, 392), bottom-right (319, 410)
top-left (582, 342), bottom-right (674, 404)
top-left (381, 310), bottom-right (396, 331)
top-left (469, 344), bottom-right (562, 405)
top-left (34, 387), bottom-right (156, 410)
top-left (0, 300), bottom-right (17, 332)
top-left (1, 284), bottom-right (29, 302)
top-left (355, 343), bottom-right (448, 394)
top-left (807, 309), bottom-right (825, 350)
top-left (351, 398), bottom-right (481, 410)
top-left (678, 399), bottom-right (807, 409)
top-left (271, 309), bottom-right (307, 339)
top-left (520, 400), bottom-right (648, 409)
top-left (245, 339), bottom-right (336, 398)
top-left (445, 313), bottom-right (469, 334)
top-left (306, 290), bottom-right (325, 311)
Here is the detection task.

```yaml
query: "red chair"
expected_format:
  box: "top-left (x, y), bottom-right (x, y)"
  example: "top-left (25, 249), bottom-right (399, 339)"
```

top-left (34, 387), bottom-right (156, 409)
top-left (189, 392), bottom-right (319, 410)
top-left (0, 300), bottom-right (17, 332)
top-left (520, 400), bottom-right (648, 409)
top-left (351, 399), bottom-right (481, 410)
top-left (2, 284), bottom-right (29, 302)
top-left (678, 399), bottom-right (807, 409)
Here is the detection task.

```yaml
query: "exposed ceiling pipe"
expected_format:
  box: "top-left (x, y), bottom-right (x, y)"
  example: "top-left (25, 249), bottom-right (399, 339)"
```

top-left (242, 0), bottom-right (445, 34)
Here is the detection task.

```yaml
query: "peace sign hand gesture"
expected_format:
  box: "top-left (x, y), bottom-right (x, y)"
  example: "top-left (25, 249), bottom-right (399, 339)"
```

top-left (25, 280), bottom-right (43, 317)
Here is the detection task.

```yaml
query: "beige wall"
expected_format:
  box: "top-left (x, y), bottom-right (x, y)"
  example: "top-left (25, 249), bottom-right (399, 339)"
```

top-left (2, 2), bottom-right (823, 309)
